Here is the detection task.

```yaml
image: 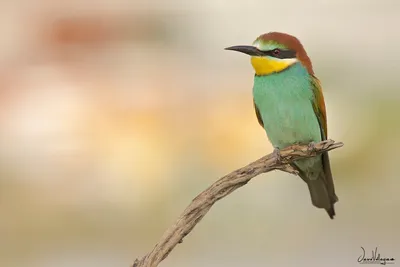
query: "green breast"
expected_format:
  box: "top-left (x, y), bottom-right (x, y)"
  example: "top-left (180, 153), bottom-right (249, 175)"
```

top-left (253, 63), bottom-right (322, 148)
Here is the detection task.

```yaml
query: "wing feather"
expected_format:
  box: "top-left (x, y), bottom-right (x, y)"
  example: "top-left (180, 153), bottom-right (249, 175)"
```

top-left (253, 100), bottom-right (264, 127)
top-left (310, 75), bottom-right (328, 139)
top-left (310, 75), bottom-right (338, 204)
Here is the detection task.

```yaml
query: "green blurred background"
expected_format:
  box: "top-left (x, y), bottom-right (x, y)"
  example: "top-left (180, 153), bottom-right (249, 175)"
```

top-left (0, 0), bottom-right (399, 266)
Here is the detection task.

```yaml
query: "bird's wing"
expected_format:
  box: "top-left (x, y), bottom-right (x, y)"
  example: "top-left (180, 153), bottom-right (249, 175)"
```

top-left (253, 100), bottom-right (264, 127)
top-left (310, 75), bottom-right (338, 204)
top-left (310, 75), bottom-right (328, 139)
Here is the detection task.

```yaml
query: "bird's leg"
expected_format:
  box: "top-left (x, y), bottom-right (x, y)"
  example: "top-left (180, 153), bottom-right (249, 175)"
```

top-left (272, 147), bottom-right (282, 162)
top-left (307, 141), bottom-right (317, 153)
top-left (272, 147), bottom-right (299, 175)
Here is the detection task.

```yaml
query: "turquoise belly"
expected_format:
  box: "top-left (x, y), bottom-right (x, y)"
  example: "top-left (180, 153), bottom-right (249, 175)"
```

top-left (253, 63), bottom-right (321, 149)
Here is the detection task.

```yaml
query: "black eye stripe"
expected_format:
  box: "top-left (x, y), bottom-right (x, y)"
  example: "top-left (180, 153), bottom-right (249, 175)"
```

top-left (261, 49), bottom-right (296, 59)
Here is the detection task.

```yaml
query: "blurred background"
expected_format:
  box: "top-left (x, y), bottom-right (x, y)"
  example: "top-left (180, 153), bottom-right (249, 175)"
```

top-left (0, 0), bottom-right (399, 266)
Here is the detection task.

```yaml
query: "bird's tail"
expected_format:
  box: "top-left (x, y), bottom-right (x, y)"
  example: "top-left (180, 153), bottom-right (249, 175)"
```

top-left (297, 152), bottom-right (338, 219)
top-left (306, 178), bottom-right (336, 219)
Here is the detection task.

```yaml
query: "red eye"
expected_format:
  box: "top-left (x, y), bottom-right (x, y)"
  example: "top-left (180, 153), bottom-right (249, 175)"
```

top-left (272, 49), bottom-right (281, 56)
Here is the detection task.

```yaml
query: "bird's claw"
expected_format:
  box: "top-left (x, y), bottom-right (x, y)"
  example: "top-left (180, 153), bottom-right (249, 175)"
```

top-left (307, 141), bottom-right (317, 152)
top-left (272, 147), bottom-right (282, 162)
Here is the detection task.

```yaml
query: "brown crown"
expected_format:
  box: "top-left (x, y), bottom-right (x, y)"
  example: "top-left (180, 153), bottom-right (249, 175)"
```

top-left (258, 32), bottom-right (314, 75)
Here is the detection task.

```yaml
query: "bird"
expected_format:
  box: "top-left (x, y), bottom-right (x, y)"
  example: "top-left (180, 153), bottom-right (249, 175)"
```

top-left (225, 32), bottom-right (338, 219)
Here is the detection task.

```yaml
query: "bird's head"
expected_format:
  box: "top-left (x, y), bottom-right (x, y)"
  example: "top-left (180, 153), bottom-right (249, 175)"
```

top-left (226, 32), bottom-right (314, 76)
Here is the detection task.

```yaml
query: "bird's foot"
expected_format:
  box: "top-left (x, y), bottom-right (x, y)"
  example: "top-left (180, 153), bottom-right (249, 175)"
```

top-left (307, 141), bottom-right (317, 153)
top-left (272, 147), bottom-right (282, 162)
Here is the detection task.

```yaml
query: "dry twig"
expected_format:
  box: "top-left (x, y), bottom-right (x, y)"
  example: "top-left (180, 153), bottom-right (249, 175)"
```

top-left (132, 139), bottom-right (343, 267)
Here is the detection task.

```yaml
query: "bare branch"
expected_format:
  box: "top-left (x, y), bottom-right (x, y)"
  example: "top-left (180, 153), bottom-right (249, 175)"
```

top-left (132, 139), bottom-right (343, 267)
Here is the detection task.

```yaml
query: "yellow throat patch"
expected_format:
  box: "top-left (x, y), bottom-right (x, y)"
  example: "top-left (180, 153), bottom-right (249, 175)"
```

top-left (250, 57), bottom-right (297, 76)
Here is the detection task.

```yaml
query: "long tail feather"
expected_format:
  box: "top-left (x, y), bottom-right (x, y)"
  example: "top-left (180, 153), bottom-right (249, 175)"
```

top-left (295, 152), bottom-right (338, 219)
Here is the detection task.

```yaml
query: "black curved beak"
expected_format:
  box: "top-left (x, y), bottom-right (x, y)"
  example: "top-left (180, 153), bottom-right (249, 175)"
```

top-left (225, 45), bottom-right (264, 56)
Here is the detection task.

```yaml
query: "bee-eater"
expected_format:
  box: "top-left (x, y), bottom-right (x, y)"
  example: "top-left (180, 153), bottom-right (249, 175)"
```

top-left (226, 32), bottom-right (338, 219)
